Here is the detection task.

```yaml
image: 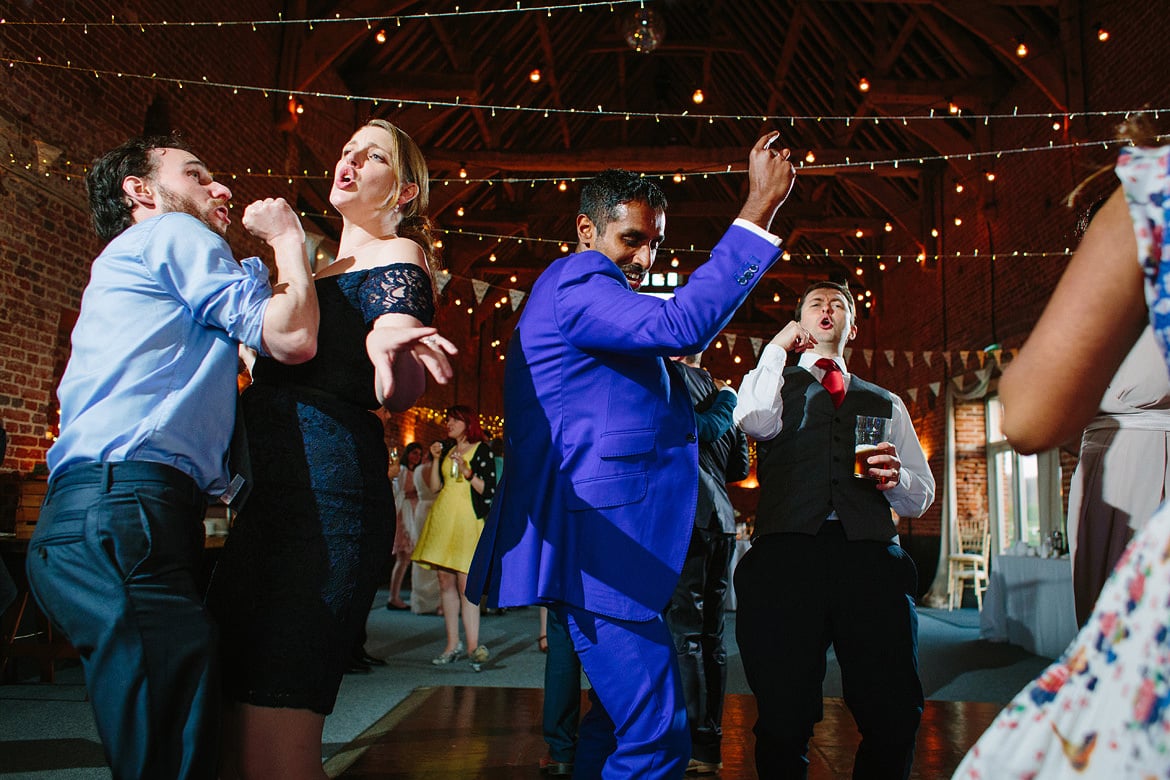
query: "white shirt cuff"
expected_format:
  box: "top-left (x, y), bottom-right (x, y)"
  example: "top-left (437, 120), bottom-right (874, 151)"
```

top-left (732, 218), bottom-right (782, 248)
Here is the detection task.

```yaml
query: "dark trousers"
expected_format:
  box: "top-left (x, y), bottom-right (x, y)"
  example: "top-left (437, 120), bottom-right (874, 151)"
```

top-left (666, 526), bottom-right (734, 764)
top-left (26, 462), bottom-right (218, 780)
top-left (559, 604), bottom-right (690, 779)
top-left (543, 607), bottom-right (583, 762)
top-left (735, 522), bottom-right (923, 780)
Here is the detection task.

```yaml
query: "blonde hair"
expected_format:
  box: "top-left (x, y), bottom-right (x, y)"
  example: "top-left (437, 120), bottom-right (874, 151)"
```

top-left (365, 119), bottom-right (440, 272)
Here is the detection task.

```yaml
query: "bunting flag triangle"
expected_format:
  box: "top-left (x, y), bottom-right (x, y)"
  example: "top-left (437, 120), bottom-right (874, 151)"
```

top-left (943, 351), bottom-right (952, 371)
top-left (435, 269), bottom-right (452, 294)
top-left (471, 279), bottom-right (491, 304)
top-left (929, 381), bottom-right (942, 397)
top-left (952, 376), bottom-right (964, 390)
top-left (904, 351), bottom-right (915, 368)
top-left (863, 349), bottom-right (874, 367)
top-left (750, 337), bottom-right (763, 357)
top-left (1010, 348), bottom-right (1019, 360)
top-left (992, 349), bottom-right (1003, 365)
top-left (725, 333), bottom-right (737, 355)
top-left (923, 351), bottom-right (933, 368)
top-left (959, 350), bottom-right (970, 367)
top-left (843, 347), bottom-right (853, 362)
top-left (884, 350), bottom-right (896, 367)
top-left (976, 351), bottom-right (986, 367)
top-left (907, 387), bottom-right (918, 402)
top-left (509, 289), bottom-right (526, 311)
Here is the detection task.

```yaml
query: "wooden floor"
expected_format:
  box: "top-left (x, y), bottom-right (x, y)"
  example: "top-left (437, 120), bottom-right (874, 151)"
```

top-left (326, 687), bottom-right (1000, 779)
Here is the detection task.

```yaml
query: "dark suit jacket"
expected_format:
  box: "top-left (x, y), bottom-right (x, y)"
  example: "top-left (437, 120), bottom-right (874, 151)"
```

top-left (673, 361), bottom-right (749, 535)
top-left (467, 224), bottom-right (779, 621)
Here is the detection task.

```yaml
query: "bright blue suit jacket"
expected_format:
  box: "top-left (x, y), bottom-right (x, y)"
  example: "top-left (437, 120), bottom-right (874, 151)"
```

top-left (467, 224), bottom-right (779, 621)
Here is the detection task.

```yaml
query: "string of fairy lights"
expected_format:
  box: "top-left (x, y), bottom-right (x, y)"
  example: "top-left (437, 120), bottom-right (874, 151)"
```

top-left (1, 6), bottom-right (1154, 377)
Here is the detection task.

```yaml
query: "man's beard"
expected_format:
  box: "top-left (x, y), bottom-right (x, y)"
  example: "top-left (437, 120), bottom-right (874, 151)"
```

top-left (158, 187), bottom-right (228, 238)
top-left (619, 262), bottom-right (646, 289)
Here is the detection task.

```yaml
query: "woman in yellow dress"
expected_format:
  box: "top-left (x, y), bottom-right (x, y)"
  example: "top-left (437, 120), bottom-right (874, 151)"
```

top-left (413, 405), bottom-right (497, 670)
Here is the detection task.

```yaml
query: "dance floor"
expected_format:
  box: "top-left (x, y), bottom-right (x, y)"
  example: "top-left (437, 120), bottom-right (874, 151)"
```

top-left (325, 686), bottom-right (1000, 779)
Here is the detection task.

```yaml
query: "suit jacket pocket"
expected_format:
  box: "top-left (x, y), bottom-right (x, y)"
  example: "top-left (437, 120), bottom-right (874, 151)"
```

top-left (597, 428), bottom-right (656, 458)
top-left (566, 472), bottom-right (648, 510)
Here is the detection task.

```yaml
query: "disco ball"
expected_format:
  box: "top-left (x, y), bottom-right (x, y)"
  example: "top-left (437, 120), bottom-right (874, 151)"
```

top-left (623, 8), bottom-right (665, 53)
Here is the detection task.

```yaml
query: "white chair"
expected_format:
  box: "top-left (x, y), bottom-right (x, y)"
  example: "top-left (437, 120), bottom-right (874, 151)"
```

top-left (948, 514), bottom-right (990, 610)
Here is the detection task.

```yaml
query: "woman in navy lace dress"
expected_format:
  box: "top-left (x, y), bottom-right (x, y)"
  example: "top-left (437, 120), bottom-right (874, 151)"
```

top-left (207, 120), bottom-right (455, 779)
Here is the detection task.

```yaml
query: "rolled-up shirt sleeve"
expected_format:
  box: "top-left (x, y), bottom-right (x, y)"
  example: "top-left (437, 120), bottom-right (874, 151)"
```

top-left (886, 393), bottom-right (935, 517)
top-left (144, 213), bottom-right (273, 354)
top-left (734, 343), bottom-right (788, 440)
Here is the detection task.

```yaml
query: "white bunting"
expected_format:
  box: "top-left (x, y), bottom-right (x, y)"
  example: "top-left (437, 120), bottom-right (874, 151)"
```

top-left (435, 270), bottom-right (452, 294)
top-left (843, 347), bottom-right (853, 362)
top-left (725, 333), bottom-right (737, 355)
top-left (907, 387), bottom-right (918, 402)
top-left (923, 351), bottom-right (933, 368)
top-left (863, 349), bottom-right (874, 367)
top-left (884, 350), bottom-right (895, 367)
top-left (904, 351), bottom-right (915, 368)
top-left (929, 381), bottom-right (942, 397)
top-left (509, 289), bottom-right (526, 311)
top-left (943, 352), bottom-right (952, 371)
top-left (751, 337), bottom-right (764, 357)
top-left (472, 279), bottom-right (491, 304)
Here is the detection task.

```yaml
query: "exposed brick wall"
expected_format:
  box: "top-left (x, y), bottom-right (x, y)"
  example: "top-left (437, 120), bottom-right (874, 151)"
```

top-left (0, 1), bottom-right (1165, 594)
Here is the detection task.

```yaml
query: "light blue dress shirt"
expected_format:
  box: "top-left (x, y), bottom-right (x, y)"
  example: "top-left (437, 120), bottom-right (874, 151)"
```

top-left (49, 212), bottom-right (272, 494)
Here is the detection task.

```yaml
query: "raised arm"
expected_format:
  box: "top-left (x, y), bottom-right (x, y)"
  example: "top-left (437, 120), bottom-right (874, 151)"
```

top-left (242, 198), bottom-right (318, 364)
top-left (999, 187), bottom-right (1146, 453)
top-left (736, 132), bottom-right (797, 233)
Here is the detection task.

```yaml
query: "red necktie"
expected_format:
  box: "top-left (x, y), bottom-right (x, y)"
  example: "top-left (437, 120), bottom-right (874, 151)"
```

top-left (815, 357), bottom-right (845, 407)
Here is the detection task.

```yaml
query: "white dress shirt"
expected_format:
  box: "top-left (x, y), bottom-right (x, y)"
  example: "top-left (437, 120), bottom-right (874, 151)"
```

top-left (735, 345), bottom-right (935, 518)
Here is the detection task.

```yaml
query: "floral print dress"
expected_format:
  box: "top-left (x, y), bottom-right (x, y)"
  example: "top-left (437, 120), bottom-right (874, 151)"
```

top-left (954, 146), bottom-right (1170, 778)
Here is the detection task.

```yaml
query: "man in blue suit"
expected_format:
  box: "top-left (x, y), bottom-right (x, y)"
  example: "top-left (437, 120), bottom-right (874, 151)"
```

top-left (468, 133), bottom-right (796, 778)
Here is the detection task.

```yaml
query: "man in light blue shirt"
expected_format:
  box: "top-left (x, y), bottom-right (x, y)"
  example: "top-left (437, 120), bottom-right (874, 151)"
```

top-left (26, 134), bottom-right (318, 780)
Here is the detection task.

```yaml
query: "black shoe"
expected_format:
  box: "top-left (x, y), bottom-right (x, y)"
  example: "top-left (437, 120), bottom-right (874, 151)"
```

top-left (358, 652), bottom-right (387, 667)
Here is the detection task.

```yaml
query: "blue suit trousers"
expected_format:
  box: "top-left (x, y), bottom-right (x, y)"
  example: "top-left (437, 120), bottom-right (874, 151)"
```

top-left (559, 604), bottom-right (690, 779)
top-left (26, 462), bottom-right (219, 780)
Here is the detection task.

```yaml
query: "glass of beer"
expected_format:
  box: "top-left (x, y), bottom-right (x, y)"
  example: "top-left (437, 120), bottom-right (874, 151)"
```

top-left (854, 416), bottom-right (890, 479)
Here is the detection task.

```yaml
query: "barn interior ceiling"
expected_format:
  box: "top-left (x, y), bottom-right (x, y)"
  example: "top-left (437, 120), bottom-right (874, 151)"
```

top-left (275, 0), bottom-right (1075, 333)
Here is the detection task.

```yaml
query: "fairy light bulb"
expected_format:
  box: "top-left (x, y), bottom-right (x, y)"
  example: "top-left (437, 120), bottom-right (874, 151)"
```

top-left (558, 181), bottom-right (567, 192)
top-left (1016, 41), bottom-right (1028, 57)
top-left (456, 206), bottom-right (465, 217)
top-left (458, 165), bottom-right (468, 179)
top-left (692, 89), bottom-right (704, 104)
top-left (857, 76), bottom-right (870, 92)
top-left (529, 69), bottom-right (542, 83)
top-left (1096, 25), bottom-right (1109, 42)
top-left (375, 29), bottom-right (387, 44)
top-left (804, 151), bottom-right (816, 164)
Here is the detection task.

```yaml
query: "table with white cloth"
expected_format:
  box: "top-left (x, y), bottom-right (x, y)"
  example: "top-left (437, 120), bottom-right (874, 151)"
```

top-left (979, 554), bottom-right (1078, 659)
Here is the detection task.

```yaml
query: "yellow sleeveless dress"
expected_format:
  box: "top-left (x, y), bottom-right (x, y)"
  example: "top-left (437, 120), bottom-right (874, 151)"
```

top-left (412, 447), bottom-right (485, 574)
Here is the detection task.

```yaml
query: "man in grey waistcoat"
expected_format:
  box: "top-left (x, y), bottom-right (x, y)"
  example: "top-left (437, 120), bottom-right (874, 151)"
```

top-left (733, 280), bottom-right (935, 779)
